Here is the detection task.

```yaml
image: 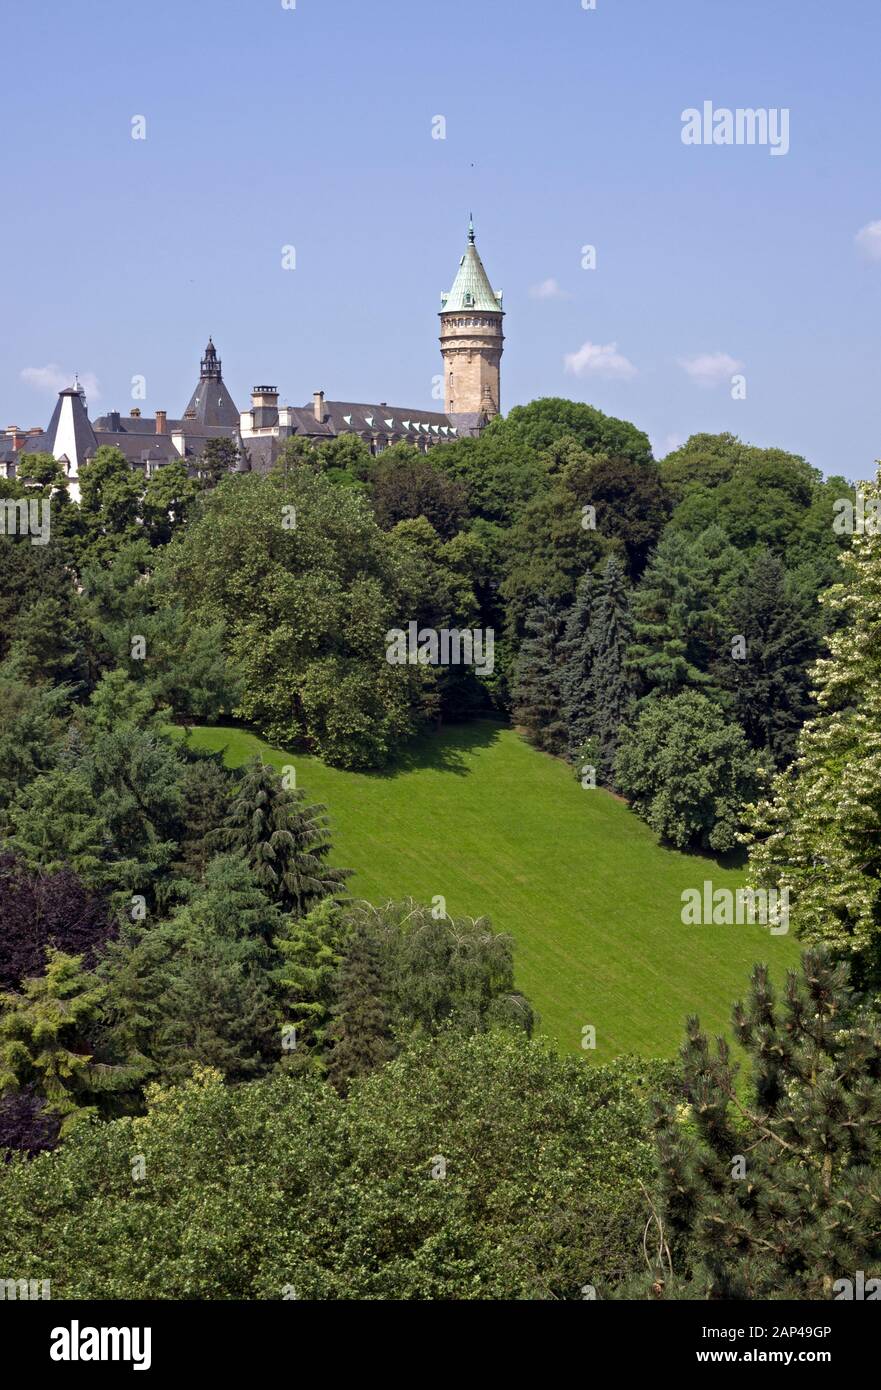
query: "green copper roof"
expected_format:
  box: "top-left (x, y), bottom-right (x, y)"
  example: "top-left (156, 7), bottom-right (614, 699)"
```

top-left (441, 218), bottom-right (503, 314)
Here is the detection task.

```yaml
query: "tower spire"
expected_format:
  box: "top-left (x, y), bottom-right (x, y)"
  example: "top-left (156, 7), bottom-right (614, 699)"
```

top-left (439, 219), bottom-right (504, 419)
top-left (200, 337), bottom-right (221, 381)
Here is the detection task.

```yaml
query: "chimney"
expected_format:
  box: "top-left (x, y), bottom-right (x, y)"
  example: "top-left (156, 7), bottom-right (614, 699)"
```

top-left (131, 407), bottom-right (141, 418)
top-left (313, 390), bottom-right (325, 423)
top-left (155, 410), bottom-right (167, 435)
top-left (251, 386), bottom-right (279, 431)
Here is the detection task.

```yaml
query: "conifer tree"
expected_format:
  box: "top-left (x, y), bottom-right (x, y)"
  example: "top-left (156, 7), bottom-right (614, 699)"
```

top-left (636, 951), bottom-right (881, 1300)
top-left (221, 758), bottom-right (350, 916)
top-left (274, 897), bottom-right (349, 1065)
top-left (717, 547), bottom-right (816, 767)
top-left (100, 855), bottom-right (281, 1084)
top-left (585, 554), bottom-right (634, 781)
top-left (0, 950), bottom-right (148, 1136)
top-left (326, 924), bottom-right (393, 1094)
top-left (559, 572), bottom-right (596, 760)
top-left (511, 596), bottom-right (568, 753)
top-left (175, 754), bottom-right (235, 881)
top-left (628, 529), bottom-right (716, 698)
top-left (747, 470), bottom-right (881, 982)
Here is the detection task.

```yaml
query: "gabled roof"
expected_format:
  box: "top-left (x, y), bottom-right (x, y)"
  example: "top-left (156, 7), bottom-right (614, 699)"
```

top-left (93, 432), bottom-right (181, 466)
top-left (92, 415), bottom-right (238, 440)
top-left (441, 218), bottom-right (503, 315)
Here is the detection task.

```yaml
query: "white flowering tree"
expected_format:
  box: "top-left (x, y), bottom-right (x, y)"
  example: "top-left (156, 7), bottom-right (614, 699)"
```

top-left (746, 465), bottom-right (881, 981)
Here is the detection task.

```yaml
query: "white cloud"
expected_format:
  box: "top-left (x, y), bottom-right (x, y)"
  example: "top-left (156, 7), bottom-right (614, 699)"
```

top-left (855, 220), bottom-right (881, 261)
top-left (564, 340), bottom-right (637, 380)
top-left (678, 352), bottom-right (743, 388)
top-left (20, 364), bottom-right (101, 401)
top-left (529, 277), bottom-right (568, 300)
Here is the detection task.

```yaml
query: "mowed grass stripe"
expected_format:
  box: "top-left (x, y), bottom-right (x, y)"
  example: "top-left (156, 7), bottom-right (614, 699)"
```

top-left (177, 720), bottom-right (800, 1057)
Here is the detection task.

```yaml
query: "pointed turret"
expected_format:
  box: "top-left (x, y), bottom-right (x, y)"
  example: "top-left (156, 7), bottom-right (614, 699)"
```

top-left (200, 337), bottom-right (221, 380)
top-left (42, 384), bottom-right (97, 500)
top-left (439, 218), bottom-right (504, 417)
top-left (183, 338), bottom-right (240, 427)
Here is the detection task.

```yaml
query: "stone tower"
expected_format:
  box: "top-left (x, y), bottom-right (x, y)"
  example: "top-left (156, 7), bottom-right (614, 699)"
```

top-left (439, 217), bottom-right (504, 418)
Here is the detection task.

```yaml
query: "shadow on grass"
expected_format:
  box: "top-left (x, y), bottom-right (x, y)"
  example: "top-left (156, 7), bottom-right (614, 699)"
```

top-left (363, 717), bottom-right (508, 780)
top-left (669, 840), bottom-right (750, 872)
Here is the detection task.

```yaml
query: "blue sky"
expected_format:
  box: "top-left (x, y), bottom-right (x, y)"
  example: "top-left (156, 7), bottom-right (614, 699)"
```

top-left (2, 0), bottom-right (880, 479)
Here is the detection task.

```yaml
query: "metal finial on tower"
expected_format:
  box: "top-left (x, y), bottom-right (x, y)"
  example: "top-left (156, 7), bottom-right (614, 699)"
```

top-left (201, 337), bottom-right (221, 380)
top-left (468, 213), bottom-right (475, 244)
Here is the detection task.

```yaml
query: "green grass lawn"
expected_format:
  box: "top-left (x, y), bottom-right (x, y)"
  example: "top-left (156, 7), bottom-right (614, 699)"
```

top-left (177, 719), bottom-right (800, 1059)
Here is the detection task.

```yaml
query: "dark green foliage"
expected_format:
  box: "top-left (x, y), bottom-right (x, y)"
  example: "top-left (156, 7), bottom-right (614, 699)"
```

top-left (198, 437), bottom-right (240, 487)
top-left (326, 923), bottom-right (393, 1093)
top-left (6, 724), bottom-right (186, 904)
top-left (559, 572), bottom-right (596, 759)
top-left (583, 554), bottom-right (634, 781)
top-left (174, 753), bottom-right (236, 881)
top-left (81, 539), bottom-right (237, 724)
top-left (154, 468), bottom-right (422, 768)
top-left (350, 898), bottom-right (534, 1042)
top-left (499, 397), bottom-right (654, 465)
top-left (221, 758), bottom-right (351, 916)
top-left (500, 436), bottom-right (606, 638)
top-left (511, 596), bottom-right (569, 754)
top-left (370, 448), bottom-right (469, 539)
top-left (434, 429), bottom-right (546, 527)
top-left (141, 459), bottom-right (200, 546)
top-left (100, 855), bottom-right (281, 1084)
top-left (76, 446), bottom-right (143, 569)
top-left (640, 951), bottom-right (881, 1300)
top-left (628, 527), bottom-right (741, 701)
top-left (0, 1040), bottom-right (676, 1298)
top-left (582, 454), bottom-right (671, 577)
top-left (615, 691), bottom-right (762, 852)
top-left (716, 548), bottom-right (817, 767)
top-left (386, 515), bottom-right (487, 724)
top-left (0, 675), bottom-right (71, 818)
top-left (0, 528), bottom-right (82, 667)
top-left (559, 557), bottom-right (635, 776)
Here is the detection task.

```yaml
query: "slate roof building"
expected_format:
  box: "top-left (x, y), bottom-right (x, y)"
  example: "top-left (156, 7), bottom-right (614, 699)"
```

top-left (4, 221), bottom-right (503, 494)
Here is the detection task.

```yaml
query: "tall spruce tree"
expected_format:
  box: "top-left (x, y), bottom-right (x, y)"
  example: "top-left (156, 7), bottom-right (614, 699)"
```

top-left (221, 758), bottom-right (350, 916)
top-left (717, 547), bottom-right (816, 767)
top-left (628, 529), bottom-right (717, 698)
top-left (632, 951), bottom-right (881, 1300)
top-left (559, 572), bottom-right (596, 761)
top-left (100, 855), bottom-right (281, 1084)
top-left (175, 754), bottom-right (235, 881)
top-left (326, 924), bottom-right (393, 1094)
top-left (747, 470), bottom-right (881, 983)
top-left (511, 596), bottom-right (569, 754)
top-left (585, 555), bottom-right (634, 782)
top-left (274, 897), bottom-right (350, 1066)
